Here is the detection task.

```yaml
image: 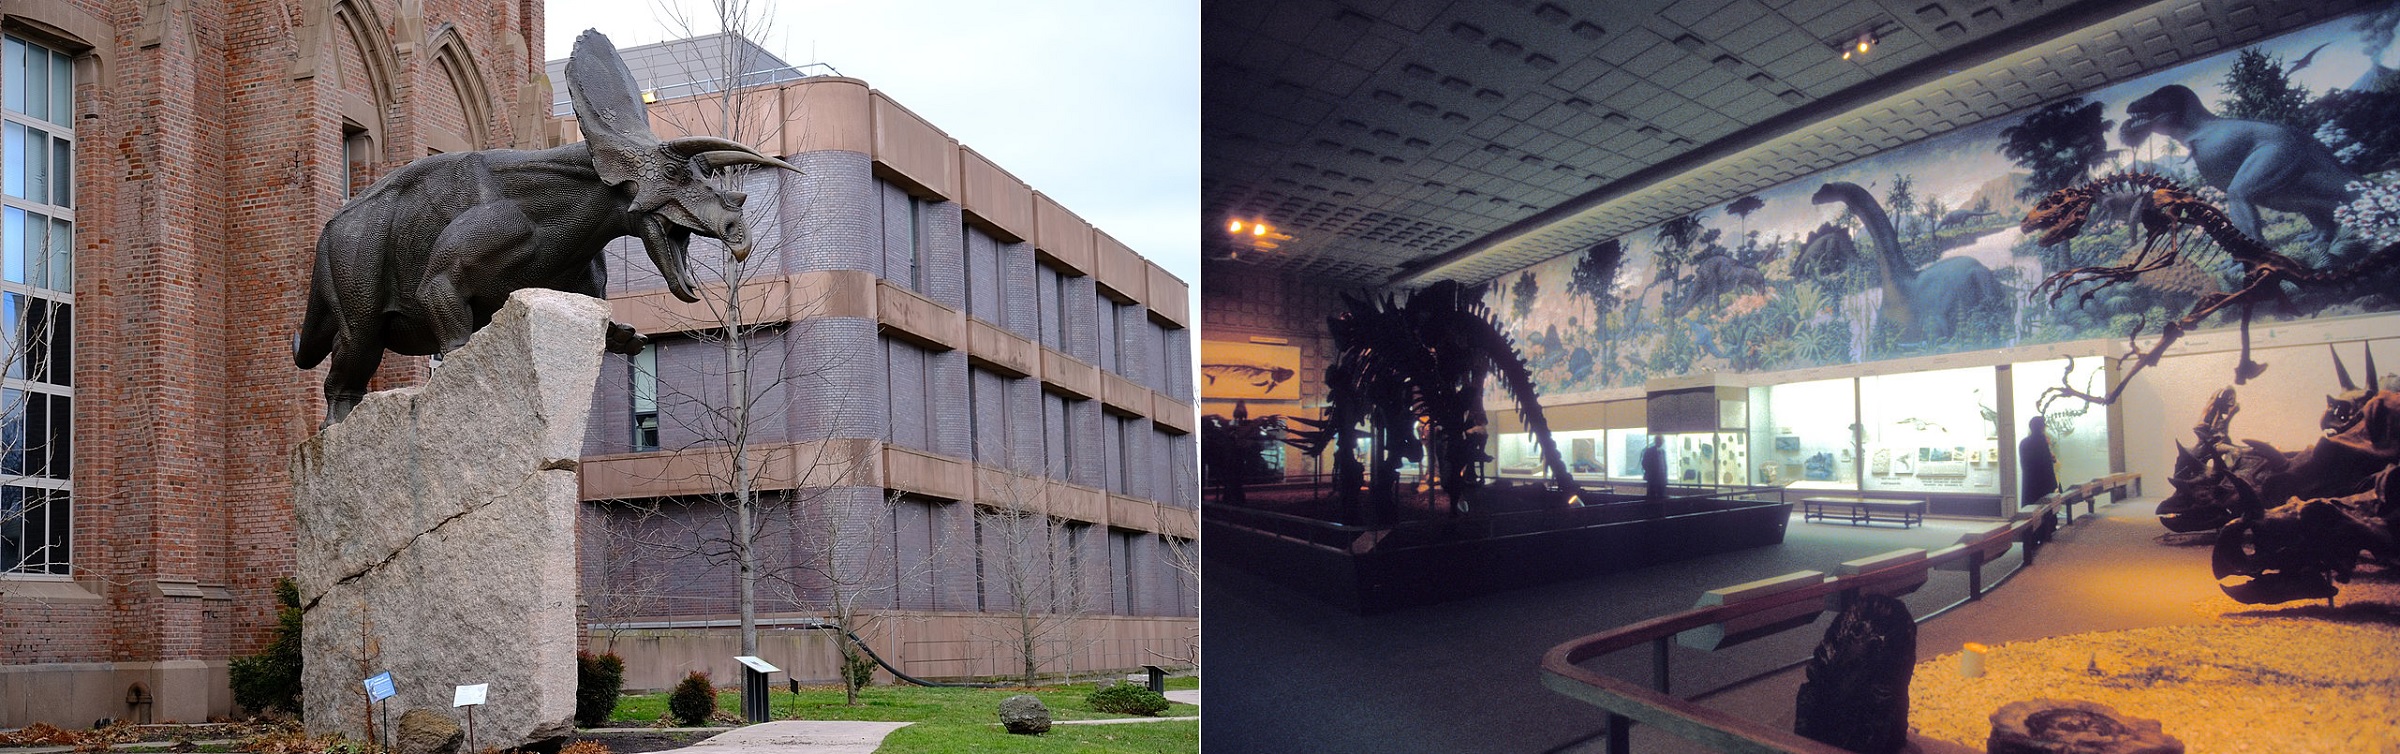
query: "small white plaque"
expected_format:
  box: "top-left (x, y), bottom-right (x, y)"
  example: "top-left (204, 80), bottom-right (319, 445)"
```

top-left (454, 683), bottom-right (488, 707)
top-left (734, 655), bottom-right (780, 673)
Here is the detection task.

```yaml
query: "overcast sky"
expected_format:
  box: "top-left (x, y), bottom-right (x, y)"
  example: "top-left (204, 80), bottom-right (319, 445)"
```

top-left (545, 1), bottom-right (1200, 291)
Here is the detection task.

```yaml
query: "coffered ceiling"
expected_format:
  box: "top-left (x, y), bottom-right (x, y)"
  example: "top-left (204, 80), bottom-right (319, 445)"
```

top-left (1201, 0), bottom-right (2373, 287)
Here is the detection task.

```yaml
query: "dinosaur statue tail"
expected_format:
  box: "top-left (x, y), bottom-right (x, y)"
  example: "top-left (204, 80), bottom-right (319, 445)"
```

top-left (294, 244), bottom-right (339, 369)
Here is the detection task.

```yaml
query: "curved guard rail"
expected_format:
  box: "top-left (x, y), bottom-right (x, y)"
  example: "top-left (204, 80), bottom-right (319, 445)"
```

top-left (1538, 474), bottom-right (2137, 753)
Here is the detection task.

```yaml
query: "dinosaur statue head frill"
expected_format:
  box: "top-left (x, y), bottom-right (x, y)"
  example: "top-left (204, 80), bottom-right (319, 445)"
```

top-left (566, 30), bottom-right (800, 301)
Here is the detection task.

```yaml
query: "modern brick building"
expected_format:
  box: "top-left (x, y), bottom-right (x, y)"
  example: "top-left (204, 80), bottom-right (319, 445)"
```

top-left (555, 36), bottom-right (1199, 690)
top-left (0, 0), bottom-right (551, 726)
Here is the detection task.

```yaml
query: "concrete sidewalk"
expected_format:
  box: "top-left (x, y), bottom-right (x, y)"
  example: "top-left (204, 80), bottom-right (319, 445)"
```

top-left (664, 721), bottom-right (912, 754)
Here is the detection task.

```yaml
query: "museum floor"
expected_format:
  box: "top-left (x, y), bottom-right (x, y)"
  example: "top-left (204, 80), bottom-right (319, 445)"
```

top-left (1200, 496), bottom-right (2397, 753)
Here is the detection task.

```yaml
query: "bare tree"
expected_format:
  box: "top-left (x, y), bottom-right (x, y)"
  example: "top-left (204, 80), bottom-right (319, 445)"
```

top-left (970, 470), bottom-right (1102, 687)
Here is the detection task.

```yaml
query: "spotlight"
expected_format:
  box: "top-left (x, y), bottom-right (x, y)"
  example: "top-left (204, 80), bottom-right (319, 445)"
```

top-left (1228, 219), bottom-right (1245, 234)
top-left (1841, 30), bottom-right (1876, 60)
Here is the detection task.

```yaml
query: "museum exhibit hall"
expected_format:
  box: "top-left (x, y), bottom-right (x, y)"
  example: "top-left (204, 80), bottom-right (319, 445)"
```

top-left (1199, 0), bottom-right (2400, 751)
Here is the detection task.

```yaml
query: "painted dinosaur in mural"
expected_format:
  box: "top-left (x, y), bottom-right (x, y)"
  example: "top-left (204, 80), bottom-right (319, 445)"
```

top-left (2119, 84), bottom-right (2358, 248)
top-left (1810, 181), bottom-right (2007, 351)
top-left (1667, 252), bottom-right (1769, 317)
top-left (1285, 280), bottom-right (1576, 523)
top-left (294, 30), bottom-right (799, 426)
top-left (1789, 222), bottom-right (1858, 279)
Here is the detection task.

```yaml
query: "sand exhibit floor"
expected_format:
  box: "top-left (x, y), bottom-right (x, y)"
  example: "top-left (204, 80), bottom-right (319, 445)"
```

top-left (1909, 579), bottom-right (2400, 752)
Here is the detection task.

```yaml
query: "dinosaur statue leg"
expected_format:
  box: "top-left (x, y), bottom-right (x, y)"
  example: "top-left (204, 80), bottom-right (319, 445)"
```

top-left (321, 330), bottom-right (385, 427)
top-left (418, 200), bottom-right (538, 354)
top-left (553, 249), bottom-right (649, 355)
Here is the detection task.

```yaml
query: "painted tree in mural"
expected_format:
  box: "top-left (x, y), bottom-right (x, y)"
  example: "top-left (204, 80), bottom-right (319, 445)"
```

top-left (1568, 239), bottom-right (1630, 384)
top-left (1997, 98), bottom-right (2115, 201)
top-left (1286, 281), bottom-right (1574, 523)
top-left (2219, 47), bottom-right (2312, 128)
top-left (1512, 271), bottom-right (1539, 320)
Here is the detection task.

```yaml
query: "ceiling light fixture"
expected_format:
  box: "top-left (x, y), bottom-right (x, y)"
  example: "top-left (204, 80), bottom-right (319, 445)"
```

top-left (1221, 217), bottom-right (1290, 253)
top-left (1841, 30), bottom-right (1878, 59)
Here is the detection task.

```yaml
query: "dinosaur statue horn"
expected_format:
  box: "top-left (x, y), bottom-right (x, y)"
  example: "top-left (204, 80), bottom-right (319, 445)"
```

top-left (692, 149), bottom-right (800, 174)
top-left (2332, 344), bottom-right (2357, 392)
top-left (2366, 345), bottom-right (2380, 397)
top-left (661, 136), bottom-right (802, 172)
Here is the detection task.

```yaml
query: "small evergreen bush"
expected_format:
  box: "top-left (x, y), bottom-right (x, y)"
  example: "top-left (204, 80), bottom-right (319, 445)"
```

top-left (229, 579), bottom-right (305, 716)
top-left (667, 671), bottom-right (717, 726)
top-left (1086, 682), bottom-right (1170, 716)
top-left (575, 651), bottom-right (627, 727)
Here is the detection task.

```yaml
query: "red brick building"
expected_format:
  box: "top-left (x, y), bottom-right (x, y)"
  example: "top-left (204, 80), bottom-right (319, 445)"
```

top-left (0, 0), bottom-right (548, 725)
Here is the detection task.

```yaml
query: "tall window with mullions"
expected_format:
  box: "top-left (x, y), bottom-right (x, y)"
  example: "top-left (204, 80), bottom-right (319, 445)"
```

top-left (1, 34), bottom-right (75, 576)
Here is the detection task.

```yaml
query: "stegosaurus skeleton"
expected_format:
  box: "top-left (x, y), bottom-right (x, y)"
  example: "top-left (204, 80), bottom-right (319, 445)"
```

top-left (2021, 171), bottom-right (2400, 410)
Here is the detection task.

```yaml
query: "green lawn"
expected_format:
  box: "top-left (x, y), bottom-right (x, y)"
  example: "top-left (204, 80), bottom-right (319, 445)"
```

top-left (610, 684), bottom-right (1196, 725)
top-left (876, 719), bottom-right (1196, 753)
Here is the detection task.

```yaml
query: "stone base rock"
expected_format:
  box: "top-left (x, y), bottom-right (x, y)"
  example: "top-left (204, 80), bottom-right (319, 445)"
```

top-left (295, 290), bottom-right (607, 748)
top-left (1794, 594), bottom-right (1915, 754)
top-left (1989, 699), bottom-right (2185, 754)
top-left (396, 708), bottom-right (464, 754)
top-left (999, 695), bottom-right (1051, 735)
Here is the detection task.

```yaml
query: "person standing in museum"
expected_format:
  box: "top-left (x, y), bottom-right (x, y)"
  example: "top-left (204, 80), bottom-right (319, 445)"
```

top-left (1643, 435), bottom-right (1668, 501)
top-left (2019, 415), bottom-right (2061, 550)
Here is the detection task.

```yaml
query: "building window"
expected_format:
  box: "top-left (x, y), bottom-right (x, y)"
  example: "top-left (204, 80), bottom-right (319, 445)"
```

top-left (342, 125), bottom-right (373, 198)
top-left (1096, 294), bottom-right (1120, 375)
top-left (907, 195), bottom-right (926, 292)
top-left (2, 34), bottom-right (73, 576)
top-left (631, 343), bottom-right (659, 451)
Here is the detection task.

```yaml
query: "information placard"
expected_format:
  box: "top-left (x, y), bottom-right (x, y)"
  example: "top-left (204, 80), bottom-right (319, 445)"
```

top-left (363, 672), bottom-right (396, 702)
top-left (734, 655), bottom-right (780, 673)
top-left (453, 683), bottom-right (488, 707)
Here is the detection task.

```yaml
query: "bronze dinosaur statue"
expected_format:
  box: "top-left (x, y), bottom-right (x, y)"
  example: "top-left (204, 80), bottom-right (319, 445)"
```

top-left (1811, 181), bottom-right (2006, 352)
top-left (295, 30), bottom-right (798, 426)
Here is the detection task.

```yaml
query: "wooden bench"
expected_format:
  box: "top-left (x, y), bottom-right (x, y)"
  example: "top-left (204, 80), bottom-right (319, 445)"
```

top-left (1801, 496), bottom-right (1927, 528)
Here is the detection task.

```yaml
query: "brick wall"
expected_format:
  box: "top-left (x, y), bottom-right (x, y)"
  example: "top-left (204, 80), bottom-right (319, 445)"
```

top-left (3, 0), bottom-right (541, 726)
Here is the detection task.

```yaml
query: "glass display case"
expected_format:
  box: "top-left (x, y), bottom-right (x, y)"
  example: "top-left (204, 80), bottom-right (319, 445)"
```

top-left (1859, 366), bottom-right (2003, 495)
top-left (1751, 378), bottom-right (1857, 489)
top-left (1650, 431), bottom-right (1748, 486)
top-left (2012, 358), bottom-right (2112, 491)
top-left (1496, 428), bottom-right (1614, 483)
top-left (1612, 426), bottom-right (1649, 482)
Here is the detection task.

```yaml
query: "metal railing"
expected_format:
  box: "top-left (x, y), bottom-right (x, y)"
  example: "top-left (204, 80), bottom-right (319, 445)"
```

top-left (1537, 473), bottom-right (2139, 753)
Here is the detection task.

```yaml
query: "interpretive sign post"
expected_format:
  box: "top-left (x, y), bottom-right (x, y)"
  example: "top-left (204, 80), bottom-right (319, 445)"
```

top-left (455, 683), bottom-right (489, 752)
top-left (363, 672), bottom-right (396, 748)
top-left (734, 656), bottom-right (779, 723)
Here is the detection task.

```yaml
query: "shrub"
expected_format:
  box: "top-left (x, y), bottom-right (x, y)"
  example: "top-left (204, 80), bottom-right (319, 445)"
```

top-left (575, 651), bottom-right (627, 728)
top-left (558, 741), bottom-right (613, 754)
top-left (230, 579), bottom-right (305, 717)
top-left (1087, 682), bottom-right (1170, 716)
top-left (667, 672), bottom-right (717, 726)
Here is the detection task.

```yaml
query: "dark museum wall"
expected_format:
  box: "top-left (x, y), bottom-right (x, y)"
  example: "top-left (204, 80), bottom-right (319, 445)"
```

top-left (1198, 263), bottom-right (1359, 476)
top-left (1478, 8), bottom-right (2400, 401)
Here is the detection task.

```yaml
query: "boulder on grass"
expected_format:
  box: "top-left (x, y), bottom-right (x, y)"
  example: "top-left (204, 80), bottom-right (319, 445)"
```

top-left (1989, 699), bottom-right (2183, 754)
top-left (999, 695), bottom-right (1051, 735)
top-left (396, 708), bottom-right (463, 754)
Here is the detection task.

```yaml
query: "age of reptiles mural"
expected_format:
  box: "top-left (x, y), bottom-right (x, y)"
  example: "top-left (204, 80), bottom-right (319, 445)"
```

top-left (1810, 181), bottom-right (2007, 352)
top-left (295, 31), bottom-right (799, 426)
